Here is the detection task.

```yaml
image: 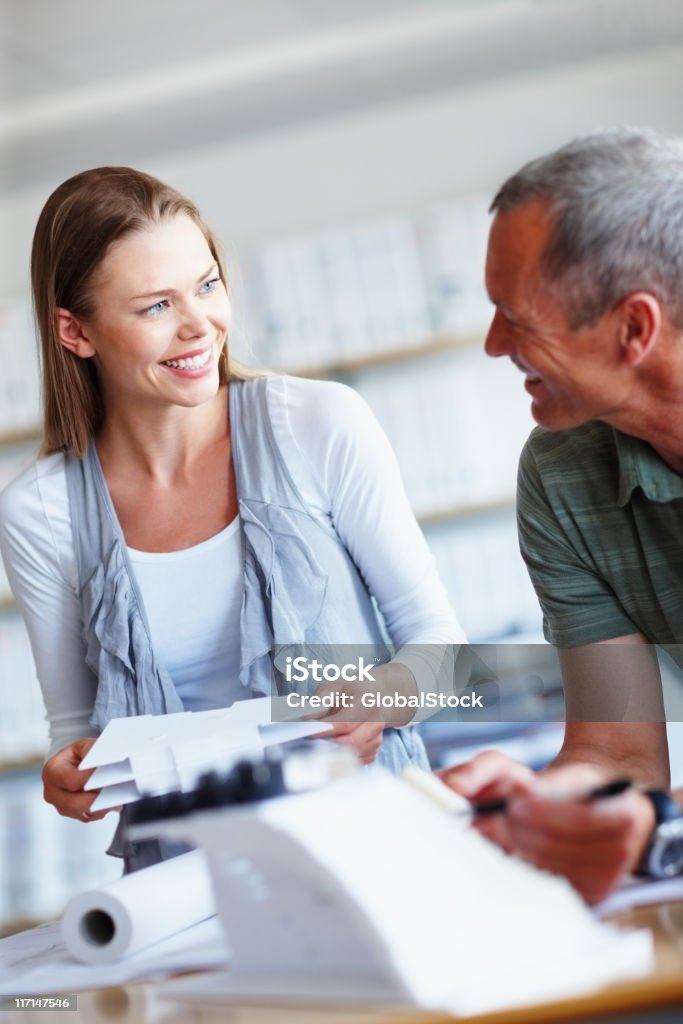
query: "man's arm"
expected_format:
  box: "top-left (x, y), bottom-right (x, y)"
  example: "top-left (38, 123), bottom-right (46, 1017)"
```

top-left (445, 634), bottom-right (669, 797)
top-left (441, 635), bottom-right (672, 901)
top-left (551, 635), bottom-right (669, 787)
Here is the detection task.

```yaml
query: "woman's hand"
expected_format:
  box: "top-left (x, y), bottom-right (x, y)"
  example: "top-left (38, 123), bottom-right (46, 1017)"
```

top-left (305, 678), bottom-right (385, 764)
top-left (42, 738), bottom-right (111, 822)
top-left (303, 660), bottom-right (420, 764)
top-left (320, 719), bottom-right (385, 765)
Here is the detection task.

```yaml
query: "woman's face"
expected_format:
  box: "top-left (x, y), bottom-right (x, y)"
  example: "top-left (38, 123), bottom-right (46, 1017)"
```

top-left (75, 214), bottom-right (231, 412)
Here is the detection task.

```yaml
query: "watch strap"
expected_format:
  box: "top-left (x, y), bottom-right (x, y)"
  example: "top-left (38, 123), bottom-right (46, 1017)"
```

top-left (644, 789), bottom-right (683, 824)
top-left (635, 789), bottom-right (683, 878)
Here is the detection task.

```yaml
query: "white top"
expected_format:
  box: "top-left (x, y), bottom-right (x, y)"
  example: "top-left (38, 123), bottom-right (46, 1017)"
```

top-left (128, 518), bottom-right (245, 713)
top-left (0, 376), bottom-right (464, 756)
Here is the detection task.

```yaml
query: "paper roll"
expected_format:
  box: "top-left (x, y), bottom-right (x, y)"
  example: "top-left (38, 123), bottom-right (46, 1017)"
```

top-left (61, 850), bottom-right (215, 964)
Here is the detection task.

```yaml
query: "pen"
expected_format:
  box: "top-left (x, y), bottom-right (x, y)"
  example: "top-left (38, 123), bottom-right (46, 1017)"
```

top-left (470, 777), bottom-right (633, 818)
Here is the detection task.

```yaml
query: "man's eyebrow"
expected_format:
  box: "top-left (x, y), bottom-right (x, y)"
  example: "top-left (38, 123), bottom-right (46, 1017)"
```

top-left (492, 299), bottom-right (523, 325)
top-left (129, 263), bottom-right (217, 302)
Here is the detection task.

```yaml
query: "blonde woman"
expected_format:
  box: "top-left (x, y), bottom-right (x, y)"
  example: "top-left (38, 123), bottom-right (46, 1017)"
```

top-left (0, 167), bottom-right (464, 870)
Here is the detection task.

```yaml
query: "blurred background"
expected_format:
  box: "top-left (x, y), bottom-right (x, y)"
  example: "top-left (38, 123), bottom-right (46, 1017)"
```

top-left (1, 0), bottom-right (683, 932)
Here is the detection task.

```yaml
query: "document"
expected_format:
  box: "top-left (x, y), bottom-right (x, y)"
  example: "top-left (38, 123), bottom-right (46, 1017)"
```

top-left (0, 769), bottom-right (656, 1013)
top-left (0, 918), bottom-right (227, 996)
top-left (595, 874), bottom-right (683, 918)
top-left (81, 696), bottom-right (331, 811)
top-left (142, 770), bottom-right (655, 1017)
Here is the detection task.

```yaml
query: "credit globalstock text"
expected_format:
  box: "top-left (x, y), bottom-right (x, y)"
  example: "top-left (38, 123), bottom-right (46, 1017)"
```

top-left (282, 654), bottom-right (484, 712)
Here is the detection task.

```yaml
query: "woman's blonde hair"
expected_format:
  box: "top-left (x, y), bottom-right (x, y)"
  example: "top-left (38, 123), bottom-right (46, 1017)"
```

top-left (32, 166), bottom-right (258, 457)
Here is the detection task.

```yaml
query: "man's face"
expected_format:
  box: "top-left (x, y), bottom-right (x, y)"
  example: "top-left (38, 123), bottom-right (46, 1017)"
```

top-left (484, 199), bottom-right (626, 431)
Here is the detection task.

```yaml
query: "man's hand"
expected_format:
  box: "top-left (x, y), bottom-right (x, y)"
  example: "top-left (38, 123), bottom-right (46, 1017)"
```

top-left (438, 749), bottom-right (538, 849)
top-left (504, 786), bottom-right (655, 904)
top-left (439, 748), bottom-right (536, 801)
top-left (42, 738), bottom-right (111, 822)
top-left (440, 750), bottom-right (657, 902)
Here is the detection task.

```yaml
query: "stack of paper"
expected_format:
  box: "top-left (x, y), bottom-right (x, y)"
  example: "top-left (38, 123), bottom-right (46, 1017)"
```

top-left (0, 917), bottom-right (227, 997)
top-left (81, 696), bottom-right (331, 811)
top-left (137, 770), bottom-right (654, 1018)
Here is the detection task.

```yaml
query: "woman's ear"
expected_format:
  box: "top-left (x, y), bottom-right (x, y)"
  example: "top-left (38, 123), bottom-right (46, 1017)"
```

top-left (55, 308), bottom-right (96, 358)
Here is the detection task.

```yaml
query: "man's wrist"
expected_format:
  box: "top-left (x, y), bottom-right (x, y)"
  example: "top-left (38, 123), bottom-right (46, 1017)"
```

top-left (635, 790), bottom-right (683, 878)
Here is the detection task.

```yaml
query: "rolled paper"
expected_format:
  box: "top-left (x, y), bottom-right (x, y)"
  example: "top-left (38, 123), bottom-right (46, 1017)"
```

top-left (61, 851), bottom-right (215, 964)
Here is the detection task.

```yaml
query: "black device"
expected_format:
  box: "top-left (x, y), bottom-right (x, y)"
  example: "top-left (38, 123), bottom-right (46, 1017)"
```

top-left (127, 754), bottom-right (288, 827)
top-left (637, 790), bottom-right (683, 879)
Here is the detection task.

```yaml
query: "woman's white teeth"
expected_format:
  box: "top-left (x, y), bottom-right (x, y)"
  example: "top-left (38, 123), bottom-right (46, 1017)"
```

top-left (164, 351), bottom-right (210, 370)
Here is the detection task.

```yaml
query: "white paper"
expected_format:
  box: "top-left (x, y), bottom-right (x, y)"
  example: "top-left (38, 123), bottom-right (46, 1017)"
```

top-left (60, 851), bottom-right (215, 964)
top-left (0, 917), bottom-right (227, 996)
top-left (595, 874), bottom-right (683, 918)
top-left (146, 771), bottom-right (654, 1018)
top-left (81, 708), bottom-right (243, 771)
top-left (82, 698), bottom-right (332, 811)
top-left (161, 968), bottom-right (413, 1007)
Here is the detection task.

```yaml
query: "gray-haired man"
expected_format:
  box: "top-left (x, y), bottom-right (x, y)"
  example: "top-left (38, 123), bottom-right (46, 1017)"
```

top-left (445, 127), bottom-right (683, 902)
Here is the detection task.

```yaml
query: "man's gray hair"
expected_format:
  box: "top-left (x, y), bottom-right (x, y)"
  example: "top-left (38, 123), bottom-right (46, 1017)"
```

top-left (491, 127), bottom-right (683, 329)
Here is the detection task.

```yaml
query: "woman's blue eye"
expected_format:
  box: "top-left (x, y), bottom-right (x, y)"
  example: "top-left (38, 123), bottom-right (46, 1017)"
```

top-left (145, 299), bottom-right (169, 315)
top-left (199, 277), bottom-right (220, 294)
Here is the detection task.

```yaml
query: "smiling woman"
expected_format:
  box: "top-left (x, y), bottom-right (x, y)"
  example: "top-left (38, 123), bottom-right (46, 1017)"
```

top-left (30, 168), bottom-right (254, 457)
top-left (0, 166), bottom-right (465, 872)
top-left (55, 216), bottom-right (231, 427)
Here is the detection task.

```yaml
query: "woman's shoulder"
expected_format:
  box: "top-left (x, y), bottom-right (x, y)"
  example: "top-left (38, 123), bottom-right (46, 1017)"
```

top-left (266, 373), bottom-right (368, 422)
top-left (0, 451), bottom-right (67, 531)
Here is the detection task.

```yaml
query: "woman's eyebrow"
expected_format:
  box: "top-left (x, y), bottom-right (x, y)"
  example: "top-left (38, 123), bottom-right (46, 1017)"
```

top-left (129, 263), bottom-right (217, 302)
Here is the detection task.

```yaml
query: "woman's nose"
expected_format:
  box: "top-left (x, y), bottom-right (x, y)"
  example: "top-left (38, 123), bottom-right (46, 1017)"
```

top-left (177, 301), bottom-right (208, 339)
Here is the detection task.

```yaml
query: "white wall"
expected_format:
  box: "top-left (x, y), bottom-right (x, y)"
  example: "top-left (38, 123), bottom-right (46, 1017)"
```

top-left (1, 46), bottom-right (682, 294)
top-left (152, 48), bottom-right (683, 245)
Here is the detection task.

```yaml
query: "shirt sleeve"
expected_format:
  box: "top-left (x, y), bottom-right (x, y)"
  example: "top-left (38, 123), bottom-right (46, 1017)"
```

top-left (517, 436), bottom-right (638, 647)
top-left (274, 376), bottom-right (466, 720)
top-left (0, 458), bottom-right (98, 757)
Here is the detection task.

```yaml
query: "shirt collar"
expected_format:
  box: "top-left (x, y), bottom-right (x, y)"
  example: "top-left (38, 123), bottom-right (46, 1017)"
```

top-left (615, 427), bottom-right (683, 506)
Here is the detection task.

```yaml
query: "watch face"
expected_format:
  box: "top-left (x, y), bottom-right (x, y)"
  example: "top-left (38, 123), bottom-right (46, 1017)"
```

top-left (659, 837), bottom-right (683, 876)
top-left (651, 820), bottom-right (683, 878)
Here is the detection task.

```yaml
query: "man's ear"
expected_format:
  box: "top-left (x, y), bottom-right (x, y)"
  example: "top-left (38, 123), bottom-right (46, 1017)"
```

top-left (616, 292), bottom-right (661, 366)
top-left (55, 308), bottom-right (96, 359)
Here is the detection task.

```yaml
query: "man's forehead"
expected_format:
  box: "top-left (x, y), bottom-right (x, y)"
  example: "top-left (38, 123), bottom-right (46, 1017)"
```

top-left (489, 199), bottom-right (555, 260)
top-left (486, 199), bottom-right (556, 302)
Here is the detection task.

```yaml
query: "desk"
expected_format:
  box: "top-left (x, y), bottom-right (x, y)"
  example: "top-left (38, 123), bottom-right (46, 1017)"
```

top-left (4, 904), bottom-right (683, 1024)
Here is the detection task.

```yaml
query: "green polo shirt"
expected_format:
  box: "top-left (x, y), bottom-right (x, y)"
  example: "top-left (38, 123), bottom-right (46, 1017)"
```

top-left (518, 421), bottom-right (683, 647)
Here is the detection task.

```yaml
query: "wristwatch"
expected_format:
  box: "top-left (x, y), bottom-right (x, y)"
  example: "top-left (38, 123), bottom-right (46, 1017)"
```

top-left (637, 790), bottom-right (683, 879)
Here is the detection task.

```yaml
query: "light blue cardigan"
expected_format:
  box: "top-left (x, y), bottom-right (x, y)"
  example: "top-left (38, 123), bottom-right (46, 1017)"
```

top-left (65, 377), bottom-right (428, 867)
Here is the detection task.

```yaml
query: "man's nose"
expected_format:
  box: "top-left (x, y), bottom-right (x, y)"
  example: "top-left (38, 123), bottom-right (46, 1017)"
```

top-left (484, 310), bottom-right (513, 358)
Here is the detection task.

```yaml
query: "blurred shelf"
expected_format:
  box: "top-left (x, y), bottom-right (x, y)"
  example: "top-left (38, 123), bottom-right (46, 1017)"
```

top-left (0, 427), bottom-right (40, 447)
top-left (0, 754), bottom-right (43, 776)
top-left (277, 330), bottom-right (484, 379)
top-left (417, 495), bottom-right (514, 527)
top-left (0, 334), bottom-right (484, 438)
top-left (0, 917), bottom-right (48, 938)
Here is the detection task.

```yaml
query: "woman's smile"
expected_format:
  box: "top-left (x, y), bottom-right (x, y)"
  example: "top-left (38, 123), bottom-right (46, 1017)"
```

top-left (159, 345), bottom-right (214, 376)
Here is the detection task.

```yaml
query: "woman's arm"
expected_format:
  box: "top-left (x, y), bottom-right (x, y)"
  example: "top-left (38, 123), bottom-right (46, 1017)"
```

top-left (275, 377), bottom-right (464, 731)
top-left (277, 376), bottom-right (464, 643)
top-left (0, 458), bottom-right (98, 758)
